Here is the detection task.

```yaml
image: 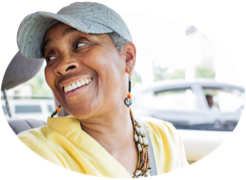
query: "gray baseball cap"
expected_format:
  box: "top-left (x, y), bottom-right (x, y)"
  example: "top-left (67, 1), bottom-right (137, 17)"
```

top-left (17, 2), bottom-right (132, 59)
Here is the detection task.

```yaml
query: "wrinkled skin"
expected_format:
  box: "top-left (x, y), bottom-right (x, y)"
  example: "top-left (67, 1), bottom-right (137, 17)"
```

top-left (43, 22), bottom-right (138, 174)
top-left (43, 22), bottom-right (136, 121)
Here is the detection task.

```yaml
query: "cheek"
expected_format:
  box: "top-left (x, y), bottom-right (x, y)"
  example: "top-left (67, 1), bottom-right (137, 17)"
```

top-left (44, 67), bottom-right (54, 89)
top-left (88, 49), bottom-right (124, 75)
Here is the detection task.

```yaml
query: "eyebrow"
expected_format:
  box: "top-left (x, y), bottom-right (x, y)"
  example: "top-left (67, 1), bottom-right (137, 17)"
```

top-left (62, 26), bottom-right (78, 36)
top-left (42, 26), bottom-right (78, 56)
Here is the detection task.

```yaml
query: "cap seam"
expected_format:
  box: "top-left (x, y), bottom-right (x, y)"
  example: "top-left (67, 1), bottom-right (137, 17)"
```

top-left (106, 6), bottom-right (110, 27)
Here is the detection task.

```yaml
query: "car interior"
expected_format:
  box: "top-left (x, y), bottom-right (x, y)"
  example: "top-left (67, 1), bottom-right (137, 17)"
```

top-left (1, 51), bottom-right (233, 164)
top-left (1, 51), bottom-right (46, 134)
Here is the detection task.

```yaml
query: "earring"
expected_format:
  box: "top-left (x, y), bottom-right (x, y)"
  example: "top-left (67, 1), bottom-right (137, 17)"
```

top-left (124, 76), bottom-right (132, 107)
top-left (51, 105), bottom-right (61, 118)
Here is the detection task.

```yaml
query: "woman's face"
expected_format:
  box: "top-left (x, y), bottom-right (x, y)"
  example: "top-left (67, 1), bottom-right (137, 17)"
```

top-left (43, 22), bottom-right (129, 119)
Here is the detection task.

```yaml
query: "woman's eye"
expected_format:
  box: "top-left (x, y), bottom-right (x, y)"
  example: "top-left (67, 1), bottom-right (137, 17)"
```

top-left (75, 43), bottom-right (86, 49)
top-left (45, 56), bottom-right (56, 62)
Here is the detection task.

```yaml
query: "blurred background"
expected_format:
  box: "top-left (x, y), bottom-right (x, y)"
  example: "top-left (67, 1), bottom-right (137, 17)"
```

top-left (1, 13), bottom-right (244, 131)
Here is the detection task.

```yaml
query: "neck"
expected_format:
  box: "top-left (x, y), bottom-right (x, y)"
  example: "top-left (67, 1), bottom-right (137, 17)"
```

top-left (78, 106), bottom-right (138, 173)
top-left (80, 106), bottom-right (133, 151)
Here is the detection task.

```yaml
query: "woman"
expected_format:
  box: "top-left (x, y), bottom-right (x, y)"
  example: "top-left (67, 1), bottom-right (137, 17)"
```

top-left (17, 2), bottom-right (188, 178)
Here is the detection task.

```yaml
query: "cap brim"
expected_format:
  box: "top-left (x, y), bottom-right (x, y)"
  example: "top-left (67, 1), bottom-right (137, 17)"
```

top-left (1, 51), bottom-right (44, 90)
top-left (17, 11), bottom-right (113, 59)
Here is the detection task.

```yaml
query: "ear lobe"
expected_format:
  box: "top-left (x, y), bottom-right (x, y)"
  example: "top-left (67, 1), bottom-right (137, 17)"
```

top-left (124, 42), bottom-right (136, 74)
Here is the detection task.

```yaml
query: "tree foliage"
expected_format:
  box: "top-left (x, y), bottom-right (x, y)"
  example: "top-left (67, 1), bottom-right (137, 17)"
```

top-left (29, 65), bottom-right (53, 95)
top-left (153, 66), bottom-right (185, 81)
top-left (131, 70), bottom-right (142, 88)
top-left (195, 66), bottom-right (215, 78)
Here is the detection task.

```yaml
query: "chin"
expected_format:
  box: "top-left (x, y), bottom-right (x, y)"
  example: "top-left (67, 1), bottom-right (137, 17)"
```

top-left (65, 100), bottom-right (100, 120)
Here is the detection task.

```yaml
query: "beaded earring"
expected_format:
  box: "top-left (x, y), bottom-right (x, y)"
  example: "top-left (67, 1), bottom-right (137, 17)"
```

top-left (124, 75), bottom-right (132, 107)
top-left (51, 105), bottom-right (61, 118)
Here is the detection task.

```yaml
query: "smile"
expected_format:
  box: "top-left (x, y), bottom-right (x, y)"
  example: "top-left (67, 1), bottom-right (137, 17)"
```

top-left (64, 78), bottom-right (92, 93)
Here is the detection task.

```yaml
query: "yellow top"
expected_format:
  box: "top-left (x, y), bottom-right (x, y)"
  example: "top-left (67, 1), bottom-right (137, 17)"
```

top-left (18, 116), bottom-right (188, 178)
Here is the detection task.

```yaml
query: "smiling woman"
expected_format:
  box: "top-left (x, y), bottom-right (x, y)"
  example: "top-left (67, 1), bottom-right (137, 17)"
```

top-left (43, 22), bottom-right (132, 119)
top-left (15, 2), bottom-right (188, 178)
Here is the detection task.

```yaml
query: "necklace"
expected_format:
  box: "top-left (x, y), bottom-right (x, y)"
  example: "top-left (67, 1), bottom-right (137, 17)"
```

top-left (129, 108), bottom-right (151, 178)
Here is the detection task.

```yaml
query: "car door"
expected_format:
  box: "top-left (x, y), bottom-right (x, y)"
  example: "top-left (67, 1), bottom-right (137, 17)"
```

top-left (194, 83), bottom-right (224, 129)
top-left (200, 85), bottom-right (244, 130)
top-left (132, 83), bottom-right (210, 129)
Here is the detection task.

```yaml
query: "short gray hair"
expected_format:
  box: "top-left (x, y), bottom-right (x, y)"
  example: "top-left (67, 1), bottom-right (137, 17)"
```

top-left (107, 32), bottom-right (129, 52)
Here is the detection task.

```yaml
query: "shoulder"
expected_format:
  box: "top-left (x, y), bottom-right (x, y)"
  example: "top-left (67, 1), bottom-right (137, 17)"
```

top-left (17, 125), bottom-right (65, 167)
top-left (136, 115), bottom-right (182, 153)
top-left (17, 125), bottom-right (55, 148)
top-left (136, 115), bottom-right (189, 173)
top-left (137, 115), bottom-right (179, 140)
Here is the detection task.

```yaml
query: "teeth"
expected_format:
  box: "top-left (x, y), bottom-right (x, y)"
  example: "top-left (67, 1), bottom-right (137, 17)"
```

top-left (71, 83), bottom-right (77, 89)
top-left (76, 81), bottom-right (82, 87)
top-left (64, 78), bottom-right (92, 93)
top-left (67, 85), bottom-right (73, 92)
top-left (80, 80), bottom-right (85, 86)
top-left (64, 86), bottom-right (68, 93)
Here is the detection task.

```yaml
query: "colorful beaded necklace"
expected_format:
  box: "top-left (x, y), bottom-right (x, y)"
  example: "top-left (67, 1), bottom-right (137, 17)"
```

top-left (129, 108), bottom-right (151, 178)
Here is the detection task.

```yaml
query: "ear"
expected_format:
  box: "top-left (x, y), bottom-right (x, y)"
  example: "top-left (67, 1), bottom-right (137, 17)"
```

top-left (124, 42), bottom-right (136, 74)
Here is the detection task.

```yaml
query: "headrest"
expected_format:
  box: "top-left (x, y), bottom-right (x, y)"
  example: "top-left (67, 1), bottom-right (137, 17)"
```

top-left (1, 51), bottom-right (44, 90)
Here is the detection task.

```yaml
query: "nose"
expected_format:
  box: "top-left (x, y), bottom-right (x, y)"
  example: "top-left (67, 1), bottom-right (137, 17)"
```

top-left (55, 57), bottom-right (79, 76)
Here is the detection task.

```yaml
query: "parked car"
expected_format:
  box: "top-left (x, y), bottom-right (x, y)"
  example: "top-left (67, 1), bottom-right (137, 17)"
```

top-left (1, 96), bottom-right (55, 121)
top-left (131, 78), bottom-right (244, 131)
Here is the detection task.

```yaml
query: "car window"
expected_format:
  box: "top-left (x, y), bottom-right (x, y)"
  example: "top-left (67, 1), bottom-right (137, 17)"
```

top-left (135, 87), bottom-right (198, 111)
top-left (153, 88), bottom-right (197, 111)
top-left (203, 87), bottom-right (244, 112)
top-left (1, 91), bottom-right (55, 121)
top-left (15, 105), bottom-right (42, 114)
top-left (47, 105), bottom-right (53, 113)
top-left (2, 105), bottom-right (7, 115)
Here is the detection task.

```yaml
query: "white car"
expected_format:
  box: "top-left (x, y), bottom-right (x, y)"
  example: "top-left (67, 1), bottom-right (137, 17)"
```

top-left (132, 78), bottom-right (244, 131)
top-left (1, 97), bottom-right (55, 121)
